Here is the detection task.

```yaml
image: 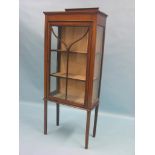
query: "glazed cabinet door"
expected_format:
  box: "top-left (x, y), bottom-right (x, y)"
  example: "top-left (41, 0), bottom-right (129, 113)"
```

top-left (48, 22), bottom-right (92, 107)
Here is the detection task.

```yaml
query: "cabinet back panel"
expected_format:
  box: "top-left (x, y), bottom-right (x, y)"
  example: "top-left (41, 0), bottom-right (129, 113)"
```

top-left (68, 54), bottom-right (87, 77)
top-left (61, 26), bottom-right (88, 52)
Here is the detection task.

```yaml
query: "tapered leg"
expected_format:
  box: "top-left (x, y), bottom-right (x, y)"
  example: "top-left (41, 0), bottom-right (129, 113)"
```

top-left (85, 110), bottom-right (91, 149)
top-left (44, 99), bottom-right (47, 134)
top-left (56, 103), bottom-right (60, 126)
top-left (93, 105), bottom-right (99, 137)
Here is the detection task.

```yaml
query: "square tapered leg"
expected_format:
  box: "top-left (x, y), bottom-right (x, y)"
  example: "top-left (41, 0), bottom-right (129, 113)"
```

top-left (93, 105), bottom-right (99, 137)
top-left (56, 103), bottom-right (60, 126)
top-left (44, 99), bottom-right (47, 134)
top-left (85, 110), bottom-right (91, 149)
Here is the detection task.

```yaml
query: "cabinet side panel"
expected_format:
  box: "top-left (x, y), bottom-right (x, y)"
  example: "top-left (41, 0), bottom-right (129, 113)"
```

top-left (92, 26), bottom-right (104, 104)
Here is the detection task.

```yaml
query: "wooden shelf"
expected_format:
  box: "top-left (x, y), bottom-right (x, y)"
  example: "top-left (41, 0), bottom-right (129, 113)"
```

top-left (51, 49), bottom-right (102, 55)
top-left (50, 72), bottom-right (86, 81)
top-left (51, 49), bottom-right (87, 54)
top-left (53, 92), bottom-right (84, 105)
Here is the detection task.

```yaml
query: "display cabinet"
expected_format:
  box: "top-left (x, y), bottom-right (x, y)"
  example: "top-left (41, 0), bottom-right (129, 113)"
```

top-left (43, 8), bottom-right (107, 149)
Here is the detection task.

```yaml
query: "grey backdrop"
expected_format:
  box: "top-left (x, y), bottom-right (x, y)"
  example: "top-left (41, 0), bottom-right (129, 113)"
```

top-left (19, 0), bottom-right (134, 117)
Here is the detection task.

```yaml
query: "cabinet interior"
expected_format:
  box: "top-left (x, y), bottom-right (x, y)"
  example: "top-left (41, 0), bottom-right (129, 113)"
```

top-left (50, 26), bottom-right (89, 105)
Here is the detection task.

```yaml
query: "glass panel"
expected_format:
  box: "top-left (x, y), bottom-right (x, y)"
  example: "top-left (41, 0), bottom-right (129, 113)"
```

top-left (50, 76), bottom-right (66, 100)
top-left (50, 52), bottom-right (67, 76)
top-left (51, 26), bottom-right (58, 50)
top-left (68, 53), bottom-right (87, 81)
top-left (50, 26), bottom-right (67, 99)
top-left (50, 52), bottom-right (57, 73)
top-left (67, 79), bottom-right (85, 105)
top-left (92, 26), bottom-right (104, 103)
top-left (49, 25), bottom-right (89, 105)
top-left (61, 26), bottom-right (88, 53)
top-left (64, 26), bottom-right (88, 105)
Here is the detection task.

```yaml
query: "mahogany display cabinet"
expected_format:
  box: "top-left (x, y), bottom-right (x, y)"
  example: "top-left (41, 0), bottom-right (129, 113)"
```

top-left (43, 8), bottom-right (107, 149)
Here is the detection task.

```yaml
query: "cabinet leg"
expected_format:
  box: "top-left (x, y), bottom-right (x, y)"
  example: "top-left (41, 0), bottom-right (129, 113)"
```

top-left (56, 103), bottom-right (60, 126)
top-left (85, 110), bottom-right (91, 149)
top-left (44, 99), bottom-right (47, 134)
top-left (93, 105), bottom-right (99, 137)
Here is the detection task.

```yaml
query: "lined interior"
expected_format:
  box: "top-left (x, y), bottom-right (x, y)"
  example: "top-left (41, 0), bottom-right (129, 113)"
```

top-left (50, 26), bottom-right (88, 105)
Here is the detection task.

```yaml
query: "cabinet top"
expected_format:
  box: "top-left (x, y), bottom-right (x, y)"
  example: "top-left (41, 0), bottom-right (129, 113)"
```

top-left (43, 8), bottom-right (108, 17)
